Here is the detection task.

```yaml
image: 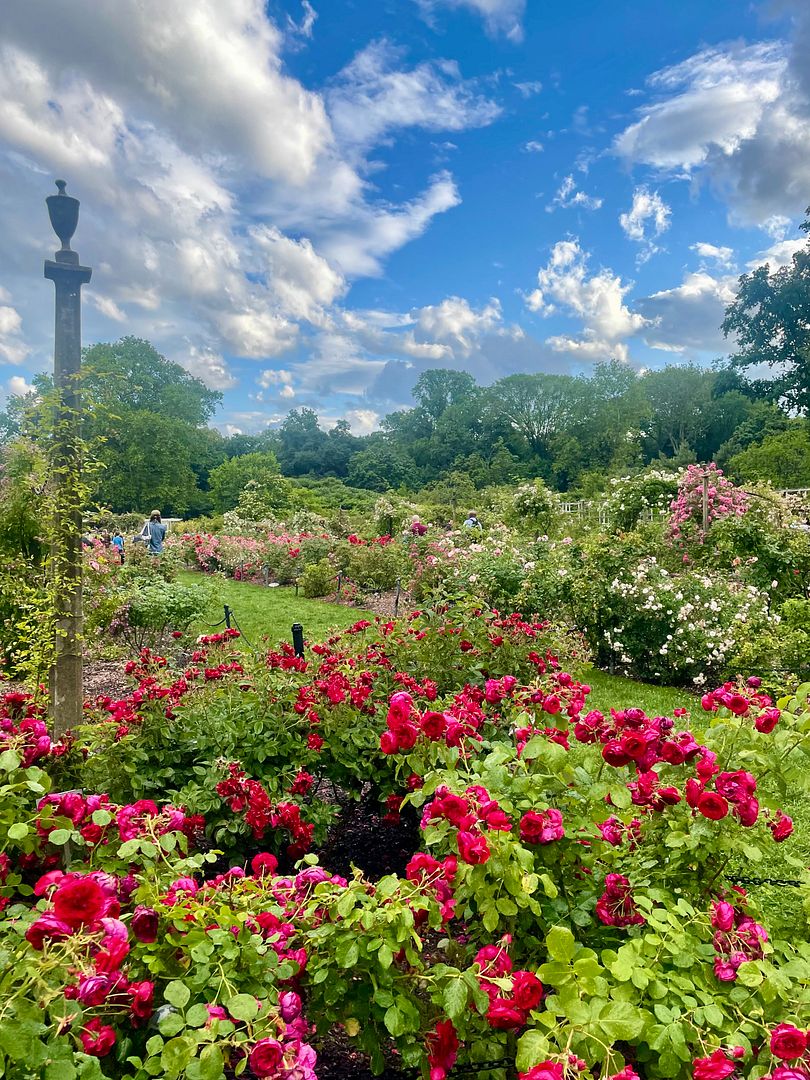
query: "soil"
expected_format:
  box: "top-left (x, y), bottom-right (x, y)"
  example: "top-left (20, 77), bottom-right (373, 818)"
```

top-left (313, 1029), bottom-right (408, 1080)
top-left (318, 795), bottom-right (420, 881)
top-left (330, 588), bottom-right (413, 620)
top-left (82, 659), bottom-right (131, 700)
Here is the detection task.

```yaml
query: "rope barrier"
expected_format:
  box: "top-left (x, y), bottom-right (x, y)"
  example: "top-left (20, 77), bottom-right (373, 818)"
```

top-left (729, 875), bottom-right (805, 887)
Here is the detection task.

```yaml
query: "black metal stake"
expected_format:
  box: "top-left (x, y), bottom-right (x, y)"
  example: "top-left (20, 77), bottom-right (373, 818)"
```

top-left (292, 622), bottom-right (304, 658)
top-left (336, 572), bottom-right (342, 596)
top-left (394, 577), bottom-right (401, 618)
top-left (224, 605), bottom-right (232, 629)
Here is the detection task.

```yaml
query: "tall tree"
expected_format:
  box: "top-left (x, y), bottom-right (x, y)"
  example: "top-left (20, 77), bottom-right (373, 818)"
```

top-left (722, 210), bottom-right (810, 410)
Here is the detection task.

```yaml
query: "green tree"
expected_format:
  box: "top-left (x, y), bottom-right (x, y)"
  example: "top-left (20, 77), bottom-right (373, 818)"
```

top-left (722, 210), bottom-right (810, 409)
top-left (208, 451), bottom-right (287, 512)
top-left (727, 422), bottom-right (810, 489)
top-left (346, 440), bottom-right (418, 492)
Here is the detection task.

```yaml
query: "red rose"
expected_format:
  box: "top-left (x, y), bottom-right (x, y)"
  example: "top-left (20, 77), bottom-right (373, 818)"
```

top-left (131, 905), bottom-right (159, 943)
top-left (770, 1025), bottom-right (808, 1060)
top-left (519, 809), bottom-right (564, 844)
top-left (486, 998), bottom-right (526, 1029)
top-left (420, 711), bottom-right (447, 740)
top-left (129, 979), bottom-right (155, 1021)
top-left (693, 1048), bottom-right (736, 1080)
top-left (52, 876), bottom-right (109, 928)
top-left (249, 1038), bottom-right (284, 1078)
top-left (520, 1063), bottom-right (565, 1080)
top-left (755, 708), bottom-right (780, 733)
top-left (512, 970), bottom-right (543, 1011)
top-left (771, 812), bottom-right (794, 842)
top-left (25, 911), bottom-right (74, 950)
top-left (380, 730), bottom-right (399, 754)
top-left (697, 792), bottom-right (729, 821)
top-left (456, 830), bottom-right (490, 865)
top-left (80, 1018), bottom-right (117, 1058)
top-left (251, 853), bottom-right (278, 877)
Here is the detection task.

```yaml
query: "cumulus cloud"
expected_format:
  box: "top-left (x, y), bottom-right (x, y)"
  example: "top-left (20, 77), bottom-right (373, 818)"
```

top-left (0, 290), bottom-right (28, 365)
top-left (614, 40), bottom-right (810, 225)
top-left (412, 296), bottom-right (506, 353)
top-left (523, 140), bottom-right (544, 153)
top-left (691, 242), bottom-right (735, 268)
top-left (547, 175), bottom-right (603, 212)
top-left (525, 240), bottom-right (646, 361)
top-left (747, 237), bottom-right (807, 270)
top-left (619, 186), bottom-right (671, 260)
top-left (636, 271), bottom-right (736, 355)
top-left (0, 0), bottom-right (473, 398)
top-left (328, 40), bottom-right (500, 153)
top-left (5, 375), bottom-right (34, 398)
top-left (416, 0), bottom-right (526, 42)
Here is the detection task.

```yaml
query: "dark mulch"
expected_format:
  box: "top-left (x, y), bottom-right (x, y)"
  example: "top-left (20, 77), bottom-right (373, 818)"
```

top-left (313, 1029), bottom-right (408, 1080)
top-left (318, 797), bottom-right (420, 881)
top-left (83, 660), bottom-right (131, 701)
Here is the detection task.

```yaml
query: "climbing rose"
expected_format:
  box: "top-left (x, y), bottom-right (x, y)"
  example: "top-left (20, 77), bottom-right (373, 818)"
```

top-left (80, 1018), bottom-right (117, 1057)
top-left (697, 792), bottom-right (729, 821)
top-left (456, 830), bottom-right (490, 865)
top-left (131, 906), bottom-right (159, 943)
top-left (520, 1063), bottom-right (565, 1080)
top-left (251, 852), bottom-right (279, 877)
top-left (770, 1026), bottom-right (808, 1060)
top-left (52, 876), bottom-right (109, 927)
top-left (771, 812), bottom-right (794, 842)
top-left (519, 809), bottom-right (564, 844)
top-left (249, 1039), bottom-right (284, 1078)
top-left (692, 1049), bottom-right (737, 1080)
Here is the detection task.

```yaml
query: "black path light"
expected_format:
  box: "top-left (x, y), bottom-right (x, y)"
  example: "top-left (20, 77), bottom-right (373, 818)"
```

top-left (44, 180), bottom-right (92, 739)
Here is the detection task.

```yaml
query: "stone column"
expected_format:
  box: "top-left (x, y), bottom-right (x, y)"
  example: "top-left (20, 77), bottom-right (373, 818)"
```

top-left (44, 181), bottom-right (92, 739)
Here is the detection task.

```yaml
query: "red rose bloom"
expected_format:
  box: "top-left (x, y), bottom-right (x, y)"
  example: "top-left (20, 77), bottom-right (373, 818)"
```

top-left (520, 1063), bottom-right (565, 1080)
top-left (692, 1049), bottom-right (736, 1080)
top-left (456, 830), bottom-right (490, 865)
top-left (249, 1038), bottom-right (284, 1078)
top-left (771, 812), bottom-right (794, 842)
top-left (80, 1018), bottom-right (117, 1057)
top-left (770, 1025), bottom-right (808, 1060)
top-left (486, 998), bottom-right (525, 1029)
top-left (251, 853), bottom-right (279, 877)
top-left (52, 876), bottom-right (108, 927)
top-left (697, 792), bottom-right (729, 821)
top-left (512, 970), bottom-right (543, 1011)
top-left (131, 905), bottom-right (159, 943)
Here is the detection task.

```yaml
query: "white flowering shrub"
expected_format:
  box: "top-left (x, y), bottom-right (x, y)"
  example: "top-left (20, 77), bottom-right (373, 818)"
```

top-left (603, 469), bottom-right (680, 532)
top-left (598, 557), bottom-right (774, 685)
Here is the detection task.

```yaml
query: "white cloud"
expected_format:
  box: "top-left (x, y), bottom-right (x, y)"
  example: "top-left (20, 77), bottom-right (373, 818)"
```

top-left (182, 346), bottom-right (237, 391)
top-left (515, 80), bottom-right (543, 98)
top-left (614, 41), bottom-right (810, 225)
top-left (216, 311), bottom-right (299, 360)
top-left (88, 294), bottom-right (127, 322)
top-left (328, 40), bottom-right (500, 153)
top-left (747, 237), bottom-right (806, 270)
top-left (525, 239), bottom-right (646, 359)
top-left (251, 226), bottom-right (345, 321)
top-left (0, 293), bottom-right (28, 364)
top-left (523, 140), bottom-right (544, 153)
top-left (318, 172), bottom-right (461, 276)
top-left (416, 0), bottom-right (526, 42)
top-left (691, 242), bottom-right (735, 268)
top-left (619, 186), bottom-right (671, 260)
top-left (636, 271), bottom-right (736, 355)
top-left (547, 175), bottom-right (603, 212)
top-left (413, 296), bottom-right (505, 354)
top-left (6, 375), bottom-right (34, 398)
top-left (344, 408), bottom-right (380, 435)
top-left (286, 1), bottom-right (317, 42)
top-left (2, 0), bottom-right (332, 185)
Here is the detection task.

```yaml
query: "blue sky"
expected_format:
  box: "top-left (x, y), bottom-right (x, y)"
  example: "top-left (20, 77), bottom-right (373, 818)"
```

top-left (1, 0), bottom-right (808, 433)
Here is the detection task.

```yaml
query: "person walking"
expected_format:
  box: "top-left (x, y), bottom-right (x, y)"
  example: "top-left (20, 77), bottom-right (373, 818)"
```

top-left (145, 510), bottom-right (167, 556)
top-left (111, 529), bottom-right (125, 564)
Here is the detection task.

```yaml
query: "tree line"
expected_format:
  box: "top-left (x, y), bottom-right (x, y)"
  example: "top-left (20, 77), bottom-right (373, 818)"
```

top-left (2, 208), bottom-right (810, 514)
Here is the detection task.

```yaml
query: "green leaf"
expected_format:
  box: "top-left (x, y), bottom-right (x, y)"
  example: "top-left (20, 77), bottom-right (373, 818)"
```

top-left (185, 1004), bottom-right (210, 1029)
top-left (384, 1005), bottom-right (405, 1037)
top-left (608, 785), bottom-right (632, 810)
top-left (443, 980), bottom-right (469, 1021)
top-left (0, 750), bottom-right (21, 772)
top-left (735, 962), bottom-right (763, 987)
top-left (539, 874), bottom-right (558, 899)
top-left (45, 1062), bottom-right (76, 1080)
top-left (164, 982), bottom-right (191, 1009)
top-left (516, 1030), bottom-right (550, 1073)
top-left (91, 809), bottom-right (112, 826)
top-left (199, 1045), bottom-right (224, 1080)
top-left (599, 1001), bottom-right (645, 1041)
top-left (48, 829), bottom-right (72, 846)
top-left (546, 926), bottom-right (576, 963)
top-left (159, 1013), bottom-right (186, 1038)
top-left (226, 994), bottom-right (259, 1022)
top-left (7, 823), bottom-right (29, 841)
top-left (161, 1037), bottom-right (194, 1076)
top-left (335, 937), bottom-right (360, 968)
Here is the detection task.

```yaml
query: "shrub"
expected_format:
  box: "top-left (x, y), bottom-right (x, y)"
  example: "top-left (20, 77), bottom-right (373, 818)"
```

top-left (604, 469), bottom-right (680, 532)
top-left (300, 557), bottom-right (335, 598)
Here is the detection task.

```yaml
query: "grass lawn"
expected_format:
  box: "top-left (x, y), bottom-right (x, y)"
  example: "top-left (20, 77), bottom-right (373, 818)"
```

top-left (582, 666), bottom-right (695, 717)
top-left (178, 571), bottom-right (373, 649)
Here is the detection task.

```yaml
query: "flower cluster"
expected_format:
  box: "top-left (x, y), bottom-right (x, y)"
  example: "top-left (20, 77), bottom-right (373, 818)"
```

top-left (670, 464), bottom-right (750, 541)
top-left (474, 939), bottom-right (544, 1029)
top-left (0, 691), bottom-right (68, 765)
top-left (710, 894), bottom-right (768, 982)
